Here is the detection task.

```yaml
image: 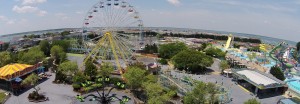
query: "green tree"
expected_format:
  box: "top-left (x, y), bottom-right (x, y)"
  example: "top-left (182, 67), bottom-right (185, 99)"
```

top-left (18, 47), bottom-right (45, 65)
top-left (156, 34), bottom-right (163, 39)
top-left (152, 43), bottom-right (158, 53)
top-left (233, 43), bottom-right (241, 48)
top-left (248, 46), bottom-right (260, 52)
top-left (158, 42), bottom-right (188, 59)
top-left (244, 98), bottom-right (261, 104)
top-left (205, 47), bottom-right (226, 59)
top-left (219, 60), bottom-right (230, 73)
top-left (270, 66), bottom-right (285, 81)
top-left (172, 50), bottom-right (213, 72)
top-left (21, 73), bottom-right (40, 93)
top-left (128, 62), bottom-right (146, 70)
top-left (144, 44), bottom-right (158, 54)
top-left (158, 58), bottom-right (168, 65)
top-left (97, 63), bottom-right (114, 77)
top-left (124, 66), bottom-right (147, 89)
top-left (72, 71), bottom-right (88, 83)
top-left (27, 34), bottom-right (36, 39)
top-left (184, 82), bottom-right (208, 104)
top-left (50, 45), bottom-right (67, 64)
top-left (144, 44), bottom-right (151, 53)
top-left (248, 53), bottom-right (257, 62)
top-left (206, 83), bottom-right (219, 104)
top-left (144, 82), bottom-right (171, 104)
top-left (144, 74), bottom-right (157, 83)
top-left (84, 59), bottom-right (97, 78)
top-left (57, 61), bottom-right (78, 82)
top-left (39, 40), bottom-right (51, 56)
top-left (87, 33), bottom-right (98, 39)
top-left (198, 43), bottom-right (209, 51)
top-left (183, 82), bottom-right (219, 104)
top-left (60, 31), bottom-right (70, 36)
top-left (58, 61), bottom-right (78, 76)
top-left (0, 52), bottom-right (12, 67)
top-left (51, 40), bottom-right (70, 52)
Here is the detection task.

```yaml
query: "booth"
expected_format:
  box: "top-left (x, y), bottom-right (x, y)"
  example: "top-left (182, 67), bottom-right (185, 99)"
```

top-left (0, 63), bottom-right (43, 94)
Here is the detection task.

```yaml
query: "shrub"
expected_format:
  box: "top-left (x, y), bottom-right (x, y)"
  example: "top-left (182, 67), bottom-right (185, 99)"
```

top-left (72, 84), bottom-right (81, 91)
top-left (244, 98), bottom-right (260, 104)
top-left (158, 59), bottom-right (168, 65)
top-left (110, 77), bottom-right (124, 84)
top-left (84, 86), bottom-right (94, 92)
top-left (91, 83), bottom-right (102, 88)
top-left (28, 91), bottom-right (46, 101)
top-left (270, 66), bottom-right (285, 81)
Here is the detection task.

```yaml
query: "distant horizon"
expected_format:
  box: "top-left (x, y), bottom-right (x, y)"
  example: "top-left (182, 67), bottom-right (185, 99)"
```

top-left (0, 26), bottom-right (297, 44)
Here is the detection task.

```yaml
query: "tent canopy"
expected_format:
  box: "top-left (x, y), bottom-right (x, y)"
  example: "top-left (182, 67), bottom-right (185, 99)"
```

top-left (0, 63), bottom-right (33, 80)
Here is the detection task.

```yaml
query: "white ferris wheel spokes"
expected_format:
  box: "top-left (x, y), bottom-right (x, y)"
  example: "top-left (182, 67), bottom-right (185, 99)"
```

top-left (81, 0), bottom-right (143, 74)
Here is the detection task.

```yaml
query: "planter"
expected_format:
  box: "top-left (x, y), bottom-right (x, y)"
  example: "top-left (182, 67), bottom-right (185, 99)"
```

top-left (27, 91), bottom-right (47, 103)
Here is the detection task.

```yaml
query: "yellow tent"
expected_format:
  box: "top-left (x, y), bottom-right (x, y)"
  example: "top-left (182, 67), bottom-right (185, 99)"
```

top-left (0, 64), bottom-right (33, 80)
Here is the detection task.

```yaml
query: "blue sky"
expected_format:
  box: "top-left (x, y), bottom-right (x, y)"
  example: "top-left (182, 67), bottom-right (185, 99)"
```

top-left (0, 0), bottom-right (300, 42)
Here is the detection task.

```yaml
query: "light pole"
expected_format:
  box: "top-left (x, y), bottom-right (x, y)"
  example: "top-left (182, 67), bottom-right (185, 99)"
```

top-left (76, 76), bottom-right (130, 104)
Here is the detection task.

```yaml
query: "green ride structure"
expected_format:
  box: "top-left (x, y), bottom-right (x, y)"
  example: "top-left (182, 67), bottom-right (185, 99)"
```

top-left (268, 42), bottom-right (294, 70)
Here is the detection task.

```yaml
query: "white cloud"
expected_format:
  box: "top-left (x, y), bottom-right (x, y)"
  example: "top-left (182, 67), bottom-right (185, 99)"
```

top-left (0, 16), bottom-right (7, 21)
top-left (0, 15), bottom-right (16, 25)
top-left (75, 11), bottom-right (83, 14)
top-left (22, 0), bottom-right (47, 5)
top-left (55, 13), bottom-right (65, 17)
top-left (7, 20), bottom-right (16, 25)
top-left (55, 13), bottom-right (69, 20)
top-left (37, 10), bottom-right (47, 16)
top-left (12, 5), bottom-right (47, 16)
top-left (167, 0), bottom-right (180, 6)
top-left (20, 18), bottom-right (28, 23)
top-left (12, 5), bottom-right (38, 13)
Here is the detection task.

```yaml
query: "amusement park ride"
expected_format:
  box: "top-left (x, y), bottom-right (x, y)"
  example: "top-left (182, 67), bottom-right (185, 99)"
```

top-left (75, 0), bottom-right (144, 103)
top-left (77, 0), bottom-right (144, 76)
top-left (268, 42), bottom-right (299, 74)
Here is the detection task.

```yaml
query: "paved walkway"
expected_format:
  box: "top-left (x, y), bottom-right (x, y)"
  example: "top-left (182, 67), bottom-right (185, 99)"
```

top-left (6, 73), bottom-right (77, 104)
top-left (5, 73), bottom-right (135, 104)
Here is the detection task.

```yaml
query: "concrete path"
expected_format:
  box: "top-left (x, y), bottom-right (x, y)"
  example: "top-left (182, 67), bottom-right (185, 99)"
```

top-left (5, 73), bottom-right (77, 104)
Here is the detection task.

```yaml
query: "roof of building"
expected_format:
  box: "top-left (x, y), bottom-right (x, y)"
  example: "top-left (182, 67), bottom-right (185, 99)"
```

top-left (232, 68), bottom-right (285, 89)
top-left (0, 64), bottom-right (33, 78)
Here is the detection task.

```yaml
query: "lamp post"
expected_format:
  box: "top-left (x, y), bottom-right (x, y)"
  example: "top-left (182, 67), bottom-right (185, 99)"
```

top-left (76, 76), bottom-right (130, 104)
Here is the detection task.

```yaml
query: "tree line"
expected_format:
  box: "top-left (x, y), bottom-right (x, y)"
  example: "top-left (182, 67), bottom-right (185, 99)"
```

top-left (161, 32), bottom-right (262, 43)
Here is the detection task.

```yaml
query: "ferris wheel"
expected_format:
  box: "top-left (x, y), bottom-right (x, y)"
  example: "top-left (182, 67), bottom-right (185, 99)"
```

top-left (81, 0), bottom-right (144, 75)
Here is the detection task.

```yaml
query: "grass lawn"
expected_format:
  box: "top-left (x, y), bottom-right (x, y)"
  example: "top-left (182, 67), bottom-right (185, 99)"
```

top-left (67, 53), bottom-right (84, 57)
top-left (0, 92), bottom-right (7, 103)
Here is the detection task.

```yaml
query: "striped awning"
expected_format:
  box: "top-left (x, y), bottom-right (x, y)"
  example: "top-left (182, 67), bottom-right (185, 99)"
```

top-left (0, 64), bottom-right (33, 80)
